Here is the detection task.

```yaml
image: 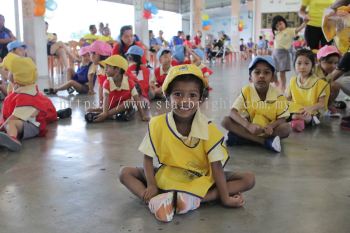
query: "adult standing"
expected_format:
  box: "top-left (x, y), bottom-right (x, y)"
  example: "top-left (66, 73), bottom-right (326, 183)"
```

top-left (0, 14), bottom-right (16, 61)
top-left (112, 25), bottom-right (147, 64)
top-left (299, 0), bottom-right (335, 50)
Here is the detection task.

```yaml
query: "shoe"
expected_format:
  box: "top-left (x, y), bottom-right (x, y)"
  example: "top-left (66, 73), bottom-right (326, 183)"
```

top-left (67, 87), bottom-right (75, 94)
top-left (43, 88), bottom-right (55, 95)
top-left (148, 192), bottom-right (175, 222)
top-left (226, 132), bottom-right (248, 147)
top-left (291, 119), bottom-right (305, 132)
top-left (85, 112), bottom-right (99, 123)
top-left (0, 132), bottom-right (21, 152)
top-left (333, 101), bottom-right (347, 109)
top-left (176, 192), bottom-right (201, 214)
top-left (341, 115), bottom-right (350, 123)
top-left (264, 136), bottom-right (281, 153)
top-left (57, 108), bottom-right (72, 119)
top-left (312, 115), bottom-right (320, 125)
top-left (114, 108), bottom-right (136, 121)
top-left (341, 121), bottom-right (350, 131)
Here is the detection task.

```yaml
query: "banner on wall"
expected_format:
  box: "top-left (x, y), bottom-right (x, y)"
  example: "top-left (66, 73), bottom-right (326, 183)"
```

top-left (260, 0), bottom-right (300, 13)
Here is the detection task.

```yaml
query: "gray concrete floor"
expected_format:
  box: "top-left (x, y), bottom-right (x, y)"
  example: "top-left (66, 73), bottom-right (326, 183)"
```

top-left (1, 60), bottom-right (350, 233)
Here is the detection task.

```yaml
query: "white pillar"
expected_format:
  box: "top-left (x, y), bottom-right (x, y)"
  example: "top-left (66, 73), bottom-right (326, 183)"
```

top-left (21, 0), bottom-right (48, 84)
top-left (14, 0), bottom-right (21, 40)
top-left (190, 0), bottom-right (202, 37)
top-left (253, 0), bottom-right (262, 42)
top-left (230, 0), bottom-right (241, 52)
top-left (134, 0), bottom-right (149, 48)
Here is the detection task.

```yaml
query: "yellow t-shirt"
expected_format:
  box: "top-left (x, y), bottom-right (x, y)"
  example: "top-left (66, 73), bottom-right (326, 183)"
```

top-left (98, 35), bottom-right (114, 43)
top-left (274, 28), bottom-right (296, 50)
top-left (301, 0), bottom-right (335, 27)
top-left (83, 34), bottom-right (99, 44)
top-left (139, 110), bottom-right (226, 163)
top-left (232, 84), bottom-right (289, 127)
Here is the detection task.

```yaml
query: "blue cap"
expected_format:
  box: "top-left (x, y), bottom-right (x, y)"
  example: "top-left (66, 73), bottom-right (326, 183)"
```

top-left (173, 45), bottom-right (185, 62)
top-left (125, 45), bottom-right (144, 57)
top-left (7, 40), bottom-right (27, 51)
top-left (157, 48), bottom-right (171, 60)
top-left (248, 56), bottom-right (275, 74)
top-left (193, 48), bottom-right (205, 60)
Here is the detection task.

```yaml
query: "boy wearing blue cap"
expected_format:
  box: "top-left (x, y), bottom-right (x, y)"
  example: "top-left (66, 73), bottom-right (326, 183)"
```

top-left (149, 48), bottom-right (172, 99)
top-left (222, 56), bottom-right (291, 153)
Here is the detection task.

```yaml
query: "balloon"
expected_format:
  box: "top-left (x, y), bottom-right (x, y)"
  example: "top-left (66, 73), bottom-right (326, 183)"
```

top-left (34, 0), bottom-right (45, 5)
top-left (46, 1), bottom-right (58, 11)
top-left (150, 5), bottom-right (158, 15)
top-left (202, 20), bottom-right (210, 27)
top-left (34, 5), bottom-right (45, 16)
top-left (144, 2), bottom-right (152, 10)
top-left (143, 10), bottom-right (152, 20)
top-left (201, 14), bottom-right (209, 21)
top-left (203, 25), bottom-right (211, 31)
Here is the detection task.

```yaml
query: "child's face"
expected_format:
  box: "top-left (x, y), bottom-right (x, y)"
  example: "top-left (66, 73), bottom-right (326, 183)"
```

top-left (121, 29), bottom-right (134, 46)
top-left (103, 28), bottom-right (110, 36)
top-left (90, 52), bottom-right (100, 65)
top-left (13, 47), bottom-right (26, 57)
top-left (295, 55), bottom-right (313, 77)
top-left (276, 21), bottom-right (286, 31)
top-left (81, 53), bottom-right (91, 63)
top-left (169, 80), bottom-right (202, 120)
top-left (251, 62), bottom-right (273, 91)
top-left (320, 55), bottom-right (339, 75)
top-left (160, 53), bottom-right (171, 65)
top-left (105, 64), bottom-right (120, 77)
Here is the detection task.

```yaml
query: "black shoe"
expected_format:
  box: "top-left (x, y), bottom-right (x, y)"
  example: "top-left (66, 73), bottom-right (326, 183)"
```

top-left (114, 108), bottom-right (136, 121)
top-left (67, 87), bottom-right (75, 94)
top-left (43, 88), bottom-right (55, 95)
top-left (334, 100), bottom-right (347, 109)
top-left (341, 115), bottom-right (350, 123)
top-left (226, 132), bottom-right (247, 147)
top-left (57, 108), bottom-right (72, 119)
top-left (85, 112), bottom-right (99, 123)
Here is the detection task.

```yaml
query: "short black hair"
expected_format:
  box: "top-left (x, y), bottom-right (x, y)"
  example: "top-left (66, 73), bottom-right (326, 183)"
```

top-left (120, 25), bottom-right (133, 38)
top-left (320, 53), bottom-right (340, 62)
top-left (165, 74), bottom-right (204, 98)
top-left (271, 15), bottom-right (288, 36)
top-left (186, 35), bottom-right (190, 40)
top-left (89, 25), bottom-right (96, 30)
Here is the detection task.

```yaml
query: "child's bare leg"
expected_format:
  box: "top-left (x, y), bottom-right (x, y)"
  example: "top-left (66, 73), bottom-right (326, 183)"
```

top-left (222, 116), bottom-right (265, 145)
top-left (202, 171), bottom-right (255, 203)
top-left (279, 71), bottom-right (286, 91)
top-left (98, 85), bottom-right (103, 107)
top-left (54, 80), bottom-right (85, 93)
top-left (119, 166), bottom-right (147, 200)
top-left (273, 122), bottom-right (291, 138)
top-left (329, 82), bottom-right (341, 106)
top-left (5, 117), bottom-right (24, 138)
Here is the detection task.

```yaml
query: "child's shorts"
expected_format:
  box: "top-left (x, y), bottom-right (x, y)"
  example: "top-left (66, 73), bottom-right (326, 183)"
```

top-left (272, 49), bottom-right (291, 72)
top-left (21, 121), bottom-right (40, 139)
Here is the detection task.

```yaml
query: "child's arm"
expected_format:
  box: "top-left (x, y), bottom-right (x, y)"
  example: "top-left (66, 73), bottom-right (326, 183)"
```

top-left (211, 161), bottom-right (244, 207)
top-left (87, 73), bottom-right (95, 95)
top-left (264, 118), bottom-right (287, 136)
top-left (229, 108), bottom-right (263, 135)
top-left (295, 20), bottom-right (308, 34)
top-left (301, 96), bottom-right (326, 115)
top-left (94, 92), bottom-right (110, 122)
top-left (142, 155), bottom-right (158, 203)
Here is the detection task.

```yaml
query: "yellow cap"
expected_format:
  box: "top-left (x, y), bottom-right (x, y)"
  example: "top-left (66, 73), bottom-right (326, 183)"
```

top-left (162, 64), bottom-right (208, 93)
top-left (10, 57), bottom-right (38, 86)
top-left (99, 55), bottom-right (128, 71)
top-left (0, 52), bottom-right (18, 71)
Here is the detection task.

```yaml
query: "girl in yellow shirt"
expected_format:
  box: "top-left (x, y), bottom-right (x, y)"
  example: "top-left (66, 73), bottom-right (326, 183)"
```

top-left (286, 49), bottom-right (330, 132)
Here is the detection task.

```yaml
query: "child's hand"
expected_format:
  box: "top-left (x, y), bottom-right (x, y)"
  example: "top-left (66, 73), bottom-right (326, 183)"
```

top-left (222, 193), bottom-right (245, 208)
top-left (247, 123), bottom-right (263, 135)
top-left (264, 125), bottom-right (274, 136)
top-left (94, 112), bottom-right (108, 122)
top-left (301, 107), bottom-right (313, 116)
top-left (88, 90), bottom-right (95, 95)
top-left (142, 185), bottom-right (159, 203)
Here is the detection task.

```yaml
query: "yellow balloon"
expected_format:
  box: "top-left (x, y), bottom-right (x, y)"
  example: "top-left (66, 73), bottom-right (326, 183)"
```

top-left (202, 14), bottom-right (209, 21)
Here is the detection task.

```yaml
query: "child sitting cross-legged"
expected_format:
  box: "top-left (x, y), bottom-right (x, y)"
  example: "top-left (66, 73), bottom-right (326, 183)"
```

top-left (119, 64), bottom-right (255, 222)
top-left (85, 55), bottom-right (149, 123)
top-left (222, 56), bottom-right (291, 153)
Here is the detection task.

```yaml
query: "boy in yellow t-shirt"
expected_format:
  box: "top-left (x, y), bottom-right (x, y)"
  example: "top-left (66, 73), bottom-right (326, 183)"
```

top-left (222, 56), bottom-right (291, 153)
top-left (119, 64), bottom-right (255, 223)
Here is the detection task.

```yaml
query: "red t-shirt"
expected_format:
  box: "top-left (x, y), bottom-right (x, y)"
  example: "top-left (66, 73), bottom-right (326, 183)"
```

top-left (102, 76), bottom-right (136, 109)
top-left (171, 59), bottom-right (191, 66)
top-left (154, 66), bottom-right (170, 87)
top-left (112, 41), bottom-right (147, 64)
top-left (1, 86), bottom-right (57, 136)
top-left (194, 36), bottom-right (201, 47)
top-left (127, 64), bottom-right (150, 99)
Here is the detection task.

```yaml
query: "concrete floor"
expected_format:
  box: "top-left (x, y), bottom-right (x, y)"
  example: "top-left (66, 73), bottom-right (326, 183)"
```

top-left (1, 60), bottom-right (350, 233)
